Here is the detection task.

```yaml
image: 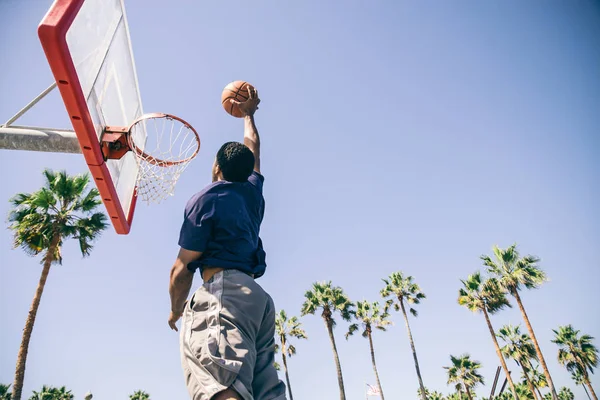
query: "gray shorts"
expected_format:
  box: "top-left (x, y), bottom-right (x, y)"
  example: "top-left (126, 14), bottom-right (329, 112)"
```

top-left (180, 269), bottom-right (287, 400)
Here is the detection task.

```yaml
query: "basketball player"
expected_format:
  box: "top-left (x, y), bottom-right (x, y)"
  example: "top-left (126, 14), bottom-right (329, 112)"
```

top-left (167, 88), bottom-right (286, 400)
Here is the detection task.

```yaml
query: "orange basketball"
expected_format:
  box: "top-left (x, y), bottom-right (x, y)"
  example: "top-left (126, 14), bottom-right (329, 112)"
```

top-left (221, 81), bottom-right (256, 118)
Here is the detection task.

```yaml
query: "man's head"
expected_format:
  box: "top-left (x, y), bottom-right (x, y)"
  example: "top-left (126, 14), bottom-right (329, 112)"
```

top-left (212, 141), bottom-right (255, 183)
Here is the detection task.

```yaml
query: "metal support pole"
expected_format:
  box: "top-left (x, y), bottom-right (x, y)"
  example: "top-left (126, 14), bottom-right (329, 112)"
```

top-left (0, 126), bottom-right (81, 154)
top-left (489, 366), bottom-right (501, 399)
top-left (3, 82), bottom-right (58, 127)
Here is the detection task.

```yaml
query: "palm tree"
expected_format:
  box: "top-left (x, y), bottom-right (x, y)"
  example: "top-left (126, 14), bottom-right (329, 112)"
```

top-left (129, 391), bottom-right (150, 400)
top-left (551, 325), bottom-right (598, 400)
top-left (0, 384), bottom-right (12, 400)
top-left (28, 386), bottom-right (74, 400)
top-left (498, 324), bottom-right (540, 400)
top-left (543, 387), bottom-right (574, 400)
top-left (301, 281), bottom-right (354, 400)
top-left (458, 272), bottom-right (519, 399)
top-left (528, 364), bottom-right (548, 399)
top-left (417, 387), bottom-right (445, 400)
top-left (494, 383), bottom-right (535, 400)
top-left (380, 272), bottom-right (427, 400)
top-left (429, 391), bottom-right (446, 400)
top-left (447, 393), bottom-right (467, 400)
top-left (444, 354), bottom-right (484, 400)
top-left (274, 310), bottom-right (308, 400)
top-left (9, 170), bottom-right (108, 400)
top-left (346, 301), bottom-right (390, 400)
top-left (482, 244), bottom-right (558, 400)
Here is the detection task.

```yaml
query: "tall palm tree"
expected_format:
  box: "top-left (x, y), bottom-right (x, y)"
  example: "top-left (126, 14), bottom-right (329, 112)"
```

top-left (498, 324), bottom-right (540, 400)
top-left (129, 391), bottom-right (150, 400)
top-left (301, 281), bottom-right (354, 400)
top-left (482, 244), bottom-right (558, 400)
top-left (458, 272), bottom-right (519, 399)
top-left (274, 310), bottom-right (308, 400)
top-left (380, 272), bottom-right (427, 400)
top-left (0, 384), bottom-right (12, 400)
top-left (551, 325), bottom-right (598, 400)
top-left (346, 301), bottom-right (390, 400)
top-left (28, 385), bottom-right (74, 400)
top-left (9, 170), bottom-right (108, 400)
top-left (444, 354), bottom-right (484, 400)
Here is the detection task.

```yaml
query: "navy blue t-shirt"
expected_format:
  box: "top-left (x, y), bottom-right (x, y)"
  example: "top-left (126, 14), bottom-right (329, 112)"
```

top-left (178, 171), bottom-right (267, 278)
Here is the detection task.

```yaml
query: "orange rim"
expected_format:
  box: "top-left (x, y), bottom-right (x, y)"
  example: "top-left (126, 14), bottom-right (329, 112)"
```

top-left (127, 112), bottom-right (200, 166)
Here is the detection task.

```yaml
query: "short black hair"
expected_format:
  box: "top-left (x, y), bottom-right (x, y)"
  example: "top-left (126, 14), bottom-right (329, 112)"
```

top-left (216, 142), bottom-right (255, 182)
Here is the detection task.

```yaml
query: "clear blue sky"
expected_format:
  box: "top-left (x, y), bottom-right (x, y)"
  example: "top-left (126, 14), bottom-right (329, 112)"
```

top-left (1, 1), bottom-right (599, 399)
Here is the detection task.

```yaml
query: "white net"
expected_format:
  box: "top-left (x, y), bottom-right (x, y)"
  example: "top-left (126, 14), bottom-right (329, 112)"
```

top-left (128, 114), bottom-right (200, 203)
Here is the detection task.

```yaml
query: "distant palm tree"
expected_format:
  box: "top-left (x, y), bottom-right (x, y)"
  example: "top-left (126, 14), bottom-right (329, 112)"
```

top-left (551, 325), bottom-right (598, 400)
top-left (301, 281), bottom-right (354, 400)
top-left (346, 300), bottom-right (390, 400)
top-left (458, 272), bottom-right (519, 399)
top-left (543, 387), bottom-right (574, 400)
top-left (129, 391), bottom-right (150, 400)
top-left (571, 369), bottom-right (592, 400)
top-left (482, 244), bottom-right (558, 400)
top-left (528, 364), bottom-right (548, 399)
top-left (497, 324), bottom-right (540, 400)
top-left (28, 385), bottom-right (74, 400)
top-left (380, 272), bottom-right (427, 400)
top-left (0, 384), bottom-right (12, 400)
top-left (417, 387), bottom-right (445, 400)
top-left (444, 354), bottom-right (484, 400)
top-left (494, 382), bottom-right (535, 399)
top-left (274, 310), bottom-right (308, 400)
top-left (429, 391), bottom-right (446, 400)
top-left (9, 170), bottom-right (108, 400)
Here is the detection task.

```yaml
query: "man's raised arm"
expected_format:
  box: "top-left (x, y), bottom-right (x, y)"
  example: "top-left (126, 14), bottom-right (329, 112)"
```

top-left (244, 115), bottom-right (260, 173)
top-left (232, 87), bottom-right (261, 173)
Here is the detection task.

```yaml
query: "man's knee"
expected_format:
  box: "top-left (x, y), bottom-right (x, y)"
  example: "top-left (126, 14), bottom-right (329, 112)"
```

top-left (211, 388), bottom-right (242, 400)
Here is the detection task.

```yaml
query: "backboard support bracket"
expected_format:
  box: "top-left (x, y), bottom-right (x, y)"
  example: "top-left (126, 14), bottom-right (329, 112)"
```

top-left (101, 126), bottom-right (130, 160)
top-left (0, 82), bottom-right (82, 153)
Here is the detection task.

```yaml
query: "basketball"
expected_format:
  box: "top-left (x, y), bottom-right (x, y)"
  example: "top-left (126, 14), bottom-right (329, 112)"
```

top-left (221, 81), bottom-right (256, 118)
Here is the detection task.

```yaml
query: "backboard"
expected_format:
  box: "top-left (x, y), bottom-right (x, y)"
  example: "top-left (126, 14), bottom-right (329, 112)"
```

top-left (38, 0), bottom-right (145, 234)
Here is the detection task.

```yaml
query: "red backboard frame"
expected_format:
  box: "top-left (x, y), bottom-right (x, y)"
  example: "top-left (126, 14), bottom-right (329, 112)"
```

top-left (38, 0), bottom-right (137, 234)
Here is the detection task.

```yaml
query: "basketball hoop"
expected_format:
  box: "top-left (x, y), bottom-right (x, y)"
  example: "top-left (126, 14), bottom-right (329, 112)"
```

top-left (102, 113), bottom-right (200, 203)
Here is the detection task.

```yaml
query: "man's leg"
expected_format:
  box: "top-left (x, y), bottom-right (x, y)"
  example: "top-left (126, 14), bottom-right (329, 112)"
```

top-left (252, 293), bottom-right (287, 400)
top-left (180, 272), bottom-right (251, 400)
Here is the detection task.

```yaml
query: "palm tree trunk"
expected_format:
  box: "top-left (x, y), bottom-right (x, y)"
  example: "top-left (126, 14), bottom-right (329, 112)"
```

top-left (521, 365), bottom-right (539, 400)
top-left (281, 344), bottom-right (294, 400)
top-left (399, 299), bottom-right (427, 400)
top-left (512, 290), bottom-right (558, 400)
top-left (12, 234), bottom-right (59, 400)
top-left (482, 308), bottom-right (519, 399)
top-left (583, 377), bottom-right (598, 400)
top-left (536, 386), bottom-right (543, 400)
top-left (323, 316), bottom-right (346, 400)
top-left (367, 330), bottom-right (385, 400)
top-left (465, 384), bottom-right (473, 400)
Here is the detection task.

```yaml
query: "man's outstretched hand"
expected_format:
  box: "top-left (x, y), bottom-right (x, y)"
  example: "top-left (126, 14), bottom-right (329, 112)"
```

top-left (168, 301), bottom-right (187, 331)
top-left (168, 310), bottom-right (182, 331)
top-left (231, 86), bottom-right (260, 117)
